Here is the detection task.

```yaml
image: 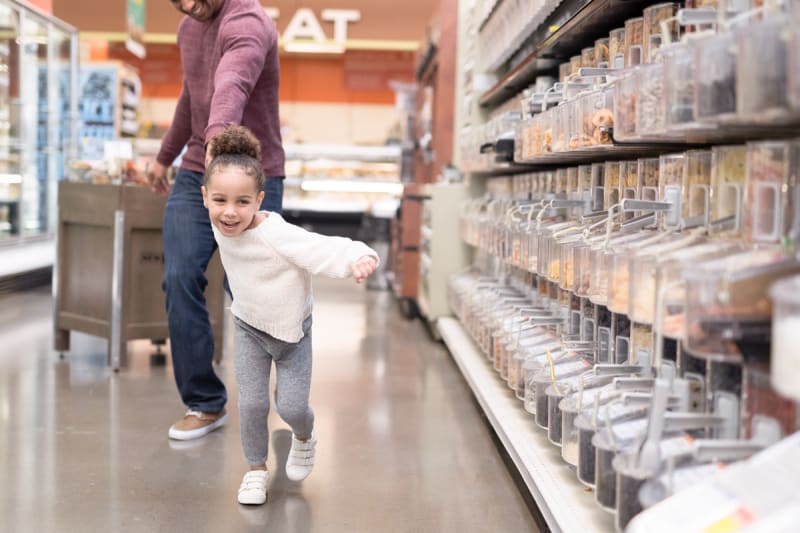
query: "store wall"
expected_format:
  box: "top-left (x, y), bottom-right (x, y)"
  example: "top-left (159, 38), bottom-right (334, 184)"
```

top-left (54, 0), bottom-right (433, 41)
top-left (55, 0), bottom-right (432, 146)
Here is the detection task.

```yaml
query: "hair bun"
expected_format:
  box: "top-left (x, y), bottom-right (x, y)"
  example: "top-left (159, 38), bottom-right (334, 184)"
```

top-left (209, 126), bottom-right (261, 160)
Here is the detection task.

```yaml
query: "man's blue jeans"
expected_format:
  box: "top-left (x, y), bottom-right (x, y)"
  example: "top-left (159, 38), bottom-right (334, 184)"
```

top-left (162, 168), bottom-right (283, 413)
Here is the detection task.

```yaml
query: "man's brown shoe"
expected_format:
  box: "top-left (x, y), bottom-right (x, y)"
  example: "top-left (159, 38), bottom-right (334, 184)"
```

top-left (168, 409), bottom-right (227, 441)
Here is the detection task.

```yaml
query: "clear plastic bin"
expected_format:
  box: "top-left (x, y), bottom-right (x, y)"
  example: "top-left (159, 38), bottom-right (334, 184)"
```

top-left (695, 32), bottom-right (736, 122)
top-left (624, 17), bottom-right (645, 68)
top-left (570, 55), bottom-right (582, 77)
top-left (638, 157), bottom-right (660, 205)
top-left (630, 241), bottom-right (743, 328)
top-left (709, 144), bottom-right (746, 236)
top-left (736, 15), bottom-right (789, 123)
top-left (577, 165), bottom-right (593, 215)
top-left (742, 358), bottom-right (799, 440)
top-left (643, 3), bottom-right (679, 63)
top-left (559, 61), bottom-right (571, 83)
top-left (663, 41), bottom-right (699, 130)
top-left (614, 69), bottom-right (639, 141)
top-left (636, 62), bottom-right (667, 137)
top-left (683, 149), bottom-right (713, 227)
top-left (684, 249), bottom-right (800, 360)
top-left (581, 88), bottom-right (614, 149)
top-left (743, 140), bottom-right (800, 245)
top-left (591, 162), bottom-right (606, 212)
top-left (604, 160), bottom-right (622, 211)
top-left (581, 46), bottom-right (597, 69)
top-left (790, 1), bottom-right (800, 111)
top-left (620, 160), bottom-right (640, 221)
top-left (769, 275), bottom-right (800, 401)
top-left (595, 37), bottom-right (610, 69)
top-left (658, 152), bottom-right (686, 230)
top-left (609, 27), bottom-right (626, 70)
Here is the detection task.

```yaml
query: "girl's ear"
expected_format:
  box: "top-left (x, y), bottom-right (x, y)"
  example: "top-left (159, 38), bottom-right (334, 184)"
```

top-left (257, 189), bottom-right (265, 207)
top-left (201, 185), bottom-right (209, 208)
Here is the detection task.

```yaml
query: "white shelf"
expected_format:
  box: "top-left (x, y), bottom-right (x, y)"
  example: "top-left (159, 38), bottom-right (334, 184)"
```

top-left (437, 317), bottom-right (615, 533)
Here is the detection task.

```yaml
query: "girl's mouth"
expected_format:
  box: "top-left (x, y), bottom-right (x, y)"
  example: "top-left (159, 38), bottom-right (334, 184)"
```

top-left (220, 220), bottom-right (239, 231)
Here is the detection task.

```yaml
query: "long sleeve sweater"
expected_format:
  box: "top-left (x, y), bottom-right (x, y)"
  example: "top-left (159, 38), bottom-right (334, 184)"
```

top-left (156, 0), bottom-right (285, 177)
top-left (212, 213), bottom-right (379, 343)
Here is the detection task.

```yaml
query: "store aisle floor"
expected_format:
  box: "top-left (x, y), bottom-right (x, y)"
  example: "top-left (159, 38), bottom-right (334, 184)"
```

top-left (0, 278), bottom-right (539, 533)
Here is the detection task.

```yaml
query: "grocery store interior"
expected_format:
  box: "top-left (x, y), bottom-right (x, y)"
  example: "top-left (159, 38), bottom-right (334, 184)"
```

top-left (2, 0), bottom-right (800, 531)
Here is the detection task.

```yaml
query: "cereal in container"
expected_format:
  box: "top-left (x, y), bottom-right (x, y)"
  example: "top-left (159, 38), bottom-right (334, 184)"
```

top-left (636, 62), bottom-right (667, 137)
top-left (581, 47), bottom-right (597, 69)
top-left (642, 3), bottom-right (679, 63)
top-left (743, 140), bottom-right (800, 246)
top-left (658, 153), bottom-right (686, 230)
top-left (609, 27), bottom-right (626, 70)
top-left (683, 149), bottom-right (713, 227)
top-left (584, 87), bottom-right (614, 147)
top-left (594, 37), bottom-right (610, 69)
top-left (710, 144), bottom-right (746, 236)
top-left (624, 17), bottom-right (644, 68)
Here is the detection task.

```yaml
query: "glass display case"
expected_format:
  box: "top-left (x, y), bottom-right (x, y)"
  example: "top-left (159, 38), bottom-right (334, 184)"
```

top-left (0, 0), bottom-right (77, 244)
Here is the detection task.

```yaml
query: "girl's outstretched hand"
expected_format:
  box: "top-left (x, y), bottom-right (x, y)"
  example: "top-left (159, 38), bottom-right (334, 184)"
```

top-left (352, 256), bottom-right (378, 283)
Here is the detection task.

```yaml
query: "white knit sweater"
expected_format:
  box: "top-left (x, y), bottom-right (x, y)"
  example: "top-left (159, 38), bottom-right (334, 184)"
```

top-left (212, 212), bottom-right (379, 342)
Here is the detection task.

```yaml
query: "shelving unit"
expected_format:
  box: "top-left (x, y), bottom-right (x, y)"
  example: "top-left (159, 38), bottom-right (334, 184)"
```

top-left (442, 0), bottom-right (800, 531)
top-left (439, 317), bottom-right (614, 533)
top-left (417, 182), bottom-right (470, 333)
top-left (477, 0), bottom-right (652, 109)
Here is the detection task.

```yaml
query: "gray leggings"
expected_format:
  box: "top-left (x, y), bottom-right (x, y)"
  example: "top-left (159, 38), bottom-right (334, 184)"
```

top-left (234, 315), bottom-right (315, 466)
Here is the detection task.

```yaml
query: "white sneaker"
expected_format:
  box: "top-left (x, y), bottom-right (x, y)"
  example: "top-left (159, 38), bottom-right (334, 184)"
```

top-left (238, 470), bottom-right (269, 505)
top-left (286, 433), bottom-right (316, 481)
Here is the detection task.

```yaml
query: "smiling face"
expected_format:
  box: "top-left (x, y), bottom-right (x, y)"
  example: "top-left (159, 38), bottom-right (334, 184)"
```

top-left (170, 0), bottom-right (223, 22)
top-left (202, 166), bottom-right (264, 237)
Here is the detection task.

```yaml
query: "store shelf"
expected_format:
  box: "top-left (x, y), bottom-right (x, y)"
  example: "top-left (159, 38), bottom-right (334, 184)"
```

top-left (478, 0), bottom-right (651, 109)
top-left (438, 317), bottom-right (615, 533)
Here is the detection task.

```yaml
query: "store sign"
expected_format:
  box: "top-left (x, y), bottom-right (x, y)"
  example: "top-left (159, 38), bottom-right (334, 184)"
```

top-left (263, 7), bottom-right (361, 53)
top-left (126, 0), bottom-right (146, 59)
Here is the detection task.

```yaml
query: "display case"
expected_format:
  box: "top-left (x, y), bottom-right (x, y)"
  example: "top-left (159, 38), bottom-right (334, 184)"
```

top-left (279, 143), bottom-right (401, 239)
top-left (0, 0), bottom-right (77, 244)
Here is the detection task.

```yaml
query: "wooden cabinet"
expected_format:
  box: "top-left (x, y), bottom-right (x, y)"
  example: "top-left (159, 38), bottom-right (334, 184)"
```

top-left (53, 182), bottom-right (224, 369)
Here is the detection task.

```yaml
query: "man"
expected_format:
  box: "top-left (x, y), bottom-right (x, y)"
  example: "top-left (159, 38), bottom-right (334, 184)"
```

top-left (149, 0), bottom-right (284, 440)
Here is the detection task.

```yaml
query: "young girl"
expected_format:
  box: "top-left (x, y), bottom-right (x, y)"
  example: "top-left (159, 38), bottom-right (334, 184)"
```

top-left (201, 126), bottom-right (379, 505)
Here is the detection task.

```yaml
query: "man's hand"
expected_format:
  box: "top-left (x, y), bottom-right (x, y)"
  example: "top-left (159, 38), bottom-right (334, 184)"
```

top-left (351, 256), bottom-right (378, 284)
top-left (205, 140), bottom-right (214, 168)
top-left (147, 161), bottom-right (171, 196)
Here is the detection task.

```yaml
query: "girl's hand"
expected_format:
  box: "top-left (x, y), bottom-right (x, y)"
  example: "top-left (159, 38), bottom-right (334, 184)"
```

top-left (351, 256), bottom-right (378, 283)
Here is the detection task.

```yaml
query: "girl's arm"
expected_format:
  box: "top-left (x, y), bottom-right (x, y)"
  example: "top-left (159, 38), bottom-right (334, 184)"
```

top-left (262, 217), bottom-right (379, 279)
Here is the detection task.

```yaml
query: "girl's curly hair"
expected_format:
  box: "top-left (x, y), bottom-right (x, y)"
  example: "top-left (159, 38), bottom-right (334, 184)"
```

top-left (205, 126), bottom-right (264, 189)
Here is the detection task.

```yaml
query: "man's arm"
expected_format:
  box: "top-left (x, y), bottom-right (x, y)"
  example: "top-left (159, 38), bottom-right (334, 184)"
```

top-left (204, 12), bottom-right (272, 144)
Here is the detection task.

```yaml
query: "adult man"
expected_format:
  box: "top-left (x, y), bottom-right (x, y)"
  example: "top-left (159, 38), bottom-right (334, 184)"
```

top-left (149, 0), bottom-right (284, 440)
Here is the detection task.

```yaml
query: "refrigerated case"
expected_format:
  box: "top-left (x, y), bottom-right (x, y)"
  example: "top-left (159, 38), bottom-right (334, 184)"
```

top-left (0, 0), bottom-right (77, 247)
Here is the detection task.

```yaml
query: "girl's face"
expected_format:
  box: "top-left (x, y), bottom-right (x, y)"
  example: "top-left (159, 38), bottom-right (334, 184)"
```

top-left (202, 167), bottom-right (264, 237)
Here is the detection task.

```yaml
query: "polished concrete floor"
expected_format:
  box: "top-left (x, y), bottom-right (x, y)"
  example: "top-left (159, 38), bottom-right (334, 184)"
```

top-left (0, 278), bottom-right (538, 533)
